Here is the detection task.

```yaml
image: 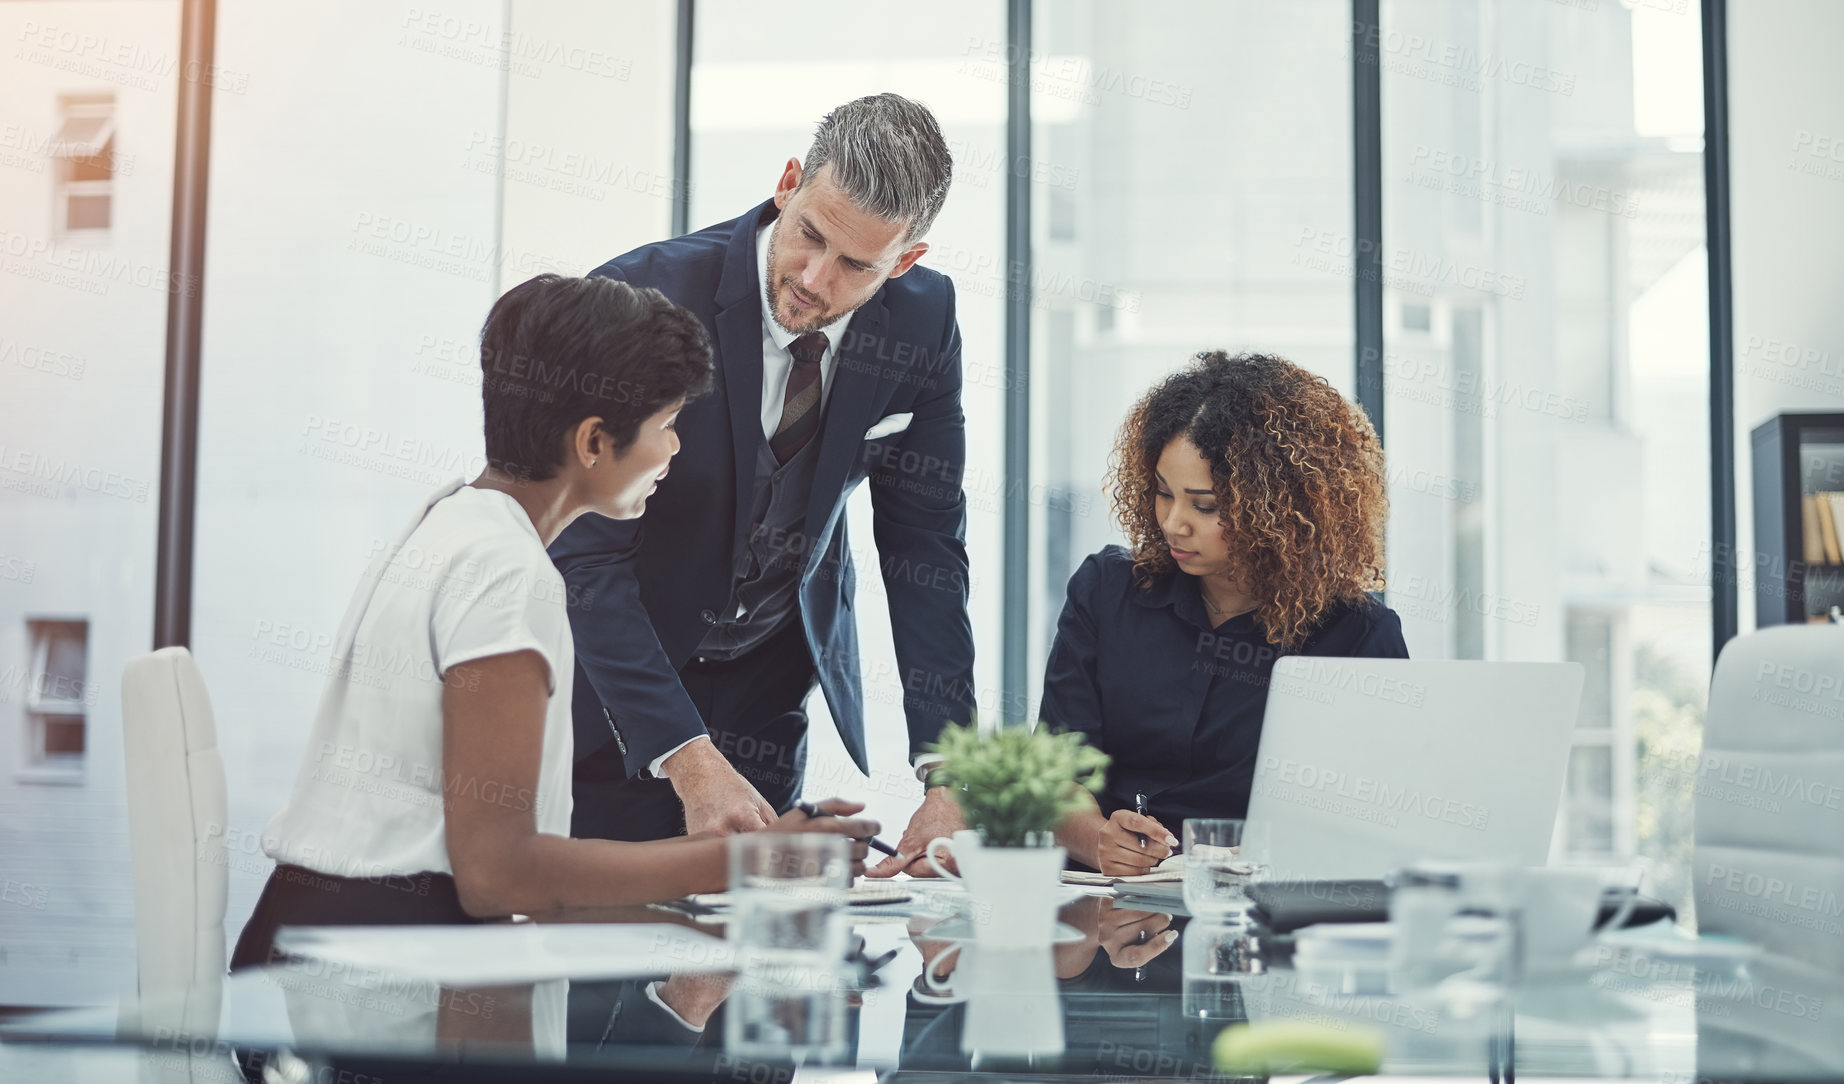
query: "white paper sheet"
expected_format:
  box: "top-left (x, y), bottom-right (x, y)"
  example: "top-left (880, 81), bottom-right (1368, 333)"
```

top-left (273, 922), bottom-right (735, 985)
top-left (1061, 853), bottom-right (1186, 886)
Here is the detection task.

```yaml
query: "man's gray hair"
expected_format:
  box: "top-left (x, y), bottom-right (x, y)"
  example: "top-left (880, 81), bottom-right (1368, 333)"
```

top-left (801, 93), bottom-right (953, 244)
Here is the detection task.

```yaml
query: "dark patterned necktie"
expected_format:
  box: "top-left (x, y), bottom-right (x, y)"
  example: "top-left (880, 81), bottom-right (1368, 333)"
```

top-left (770, 332), bottom-right (828, 464)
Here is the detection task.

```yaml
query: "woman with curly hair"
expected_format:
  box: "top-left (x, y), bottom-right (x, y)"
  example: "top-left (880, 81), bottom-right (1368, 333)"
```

top-left (1045, 350), bottom-right (1407, 876)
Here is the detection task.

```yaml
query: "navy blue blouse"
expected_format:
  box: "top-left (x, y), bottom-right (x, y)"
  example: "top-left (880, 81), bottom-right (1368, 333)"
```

top-left (1041, 545), bottom-right (1409, 828)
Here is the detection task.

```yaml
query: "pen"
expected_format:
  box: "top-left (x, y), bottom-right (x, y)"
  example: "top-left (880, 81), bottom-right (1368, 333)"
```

top-left (1131, 793), bottom-right (1152, 983)
top-left (794, 799), bottom-right (900, 857)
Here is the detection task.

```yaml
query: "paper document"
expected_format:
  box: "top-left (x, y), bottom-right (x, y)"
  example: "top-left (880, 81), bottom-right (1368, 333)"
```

top-left (686, 882), bottom-right (917, 909)
top-left (274, 923), bottom-right (733, 985)
top-left (1062, 853), bottom-right (1186, 886)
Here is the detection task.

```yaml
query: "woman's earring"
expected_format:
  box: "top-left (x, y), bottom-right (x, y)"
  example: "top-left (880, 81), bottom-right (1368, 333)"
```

top-left (590, 458), bottom-right (598, 468)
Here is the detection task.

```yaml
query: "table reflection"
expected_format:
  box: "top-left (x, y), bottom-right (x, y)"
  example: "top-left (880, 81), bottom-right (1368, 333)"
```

top-left (13, 889), bottom-right (1844, 1081)
top-left (897, 896), bottom-right (1223, 1077)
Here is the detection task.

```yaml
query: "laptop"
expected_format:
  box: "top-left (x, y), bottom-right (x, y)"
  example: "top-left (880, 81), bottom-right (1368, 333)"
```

top-left (1244, 658), bottom-right (1584, 883)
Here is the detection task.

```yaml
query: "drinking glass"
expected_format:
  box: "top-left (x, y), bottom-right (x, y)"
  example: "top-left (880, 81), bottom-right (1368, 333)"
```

top-left (726, 833), bottom-right (850, 965)
top-left (1182, 921), bottom-right (1264, 1021)
top-left (1182, 819), bottom-right (1269, 921)
top-left (724, 834), bottom-right (851, 1059)
top-left (724, 963), bottom-right (851, 1061)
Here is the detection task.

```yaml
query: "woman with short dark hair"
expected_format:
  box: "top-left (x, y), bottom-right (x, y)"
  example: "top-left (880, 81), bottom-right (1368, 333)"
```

top-left (233, 274), bottom-right (875, 968)
top-left (1045, 350), bottom-right (1407, 877)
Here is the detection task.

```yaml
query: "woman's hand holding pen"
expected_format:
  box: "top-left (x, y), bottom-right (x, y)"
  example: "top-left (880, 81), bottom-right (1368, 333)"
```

top-left (1056, 789), bottom-right (1178, 876)
top-left (765, 798), bottom-right (881, 878)
top-left (1096, 808), bottom-right (1178, 877)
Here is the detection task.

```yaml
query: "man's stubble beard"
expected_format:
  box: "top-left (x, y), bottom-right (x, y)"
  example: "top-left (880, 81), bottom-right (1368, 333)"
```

top-left (764, 221), bottom-right (875, 337)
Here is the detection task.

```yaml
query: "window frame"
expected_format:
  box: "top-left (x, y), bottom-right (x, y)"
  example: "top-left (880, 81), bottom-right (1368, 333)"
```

top-left (20, 619), bottom-right (88, 784)
top-left (50, 97), bottom-right (117, 240)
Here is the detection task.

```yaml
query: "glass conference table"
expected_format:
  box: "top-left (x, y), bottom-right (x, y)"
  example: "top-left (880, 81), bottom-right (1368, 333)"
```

top-left (4, 881), bottom-right (1839, 1083)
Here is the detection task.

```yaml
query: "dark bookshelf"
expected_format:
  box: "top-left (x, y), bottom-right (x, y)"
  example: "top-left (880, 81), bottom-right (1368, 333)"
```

top-left (1752, 412), bottom-right (1844, 627)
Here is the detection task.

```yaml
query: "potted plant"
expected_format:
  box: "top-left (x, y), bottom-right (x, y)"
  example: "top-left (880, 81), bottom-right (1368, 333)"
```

top-left (921, 722), bottom-right (1109, 945)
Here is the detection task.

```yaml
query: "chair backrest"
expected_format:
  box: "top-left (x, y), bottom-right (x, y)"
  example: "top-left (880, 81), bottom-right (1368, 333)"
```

top-left (1694, 623), bottom-right (1844, 1075)
top-left (121, 646), bottom-right (229, 998)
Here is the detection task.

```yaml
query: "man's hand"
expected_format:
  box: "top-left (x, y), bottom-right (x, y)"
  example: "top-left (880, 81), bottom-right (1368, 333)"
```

top-left (665, 738), bottom-right (774, 837)
top-left (910, 925), bottom-right (963, 991)
top-left (866, 785), bottom-right (966, 878)
top-left (655, 972), bottom-right (734, 1030)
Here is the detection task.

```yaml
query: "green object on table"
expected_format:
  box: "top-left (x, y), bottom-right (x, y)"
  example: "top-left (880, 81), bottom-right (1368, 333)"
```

top-left (1212, 1019), bottom-right (1386, 1075)
top-left (924, 721), bottom-right (1109, 848)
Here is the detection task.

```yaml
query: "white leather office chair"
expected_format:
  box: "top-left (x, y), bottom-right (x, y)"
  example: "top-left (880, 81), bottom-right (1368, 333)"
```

top-left (1694, 623), bottom-right (1844, 1077)
top-left (120, 646), bottom-right (229, 1079)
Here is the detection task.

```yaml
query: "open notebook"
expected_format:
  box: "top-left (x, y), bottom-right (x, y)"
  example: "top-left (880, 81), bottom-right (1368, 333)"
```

top-left (1061, 852), bottom-right (1185, 887)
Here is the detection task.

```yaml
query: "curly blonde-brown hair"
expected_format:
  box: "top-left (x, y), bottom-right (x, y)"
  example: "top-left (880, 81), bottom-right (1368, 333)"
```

top-left (1106, 351), bottom-right (1388, 650)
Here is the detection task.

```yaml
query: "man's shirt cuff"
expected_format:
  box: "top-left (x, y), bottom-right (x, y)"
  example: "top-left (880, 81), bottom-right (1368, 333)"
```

top-left (649, 736), bottom-right (707, 780)
top-left (644, 980), bottom-right (705, 1033)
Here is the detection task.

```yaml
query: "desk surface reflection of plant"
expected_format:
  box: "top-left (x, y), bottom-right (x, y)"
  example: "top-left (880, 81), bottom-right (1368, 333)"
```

top-left (925, 722), bottom-right (1110, 848)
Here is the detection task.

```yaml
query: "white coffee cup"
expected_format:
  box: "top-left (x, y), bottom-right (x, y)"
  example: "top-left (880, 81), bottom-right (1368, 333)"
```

top-left (919, 941), bottom-right (1065, 1057)
top-left (1518, 866), bottom-right (1638, 972)
top-left (924, 829), bottom-right (1067, 946)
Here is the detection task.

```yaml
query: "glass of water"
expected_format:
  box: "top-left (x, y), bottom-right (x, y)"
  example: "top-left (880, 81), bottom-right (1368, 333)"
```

top-left (725, 834), bottom-right (851, 1059)
top-left (1182, 921), bottom-right (1264, 1021)
top-left (724, 959), bottom-right (851, 1061)
top-left (727, 833), bottom-right (850, 964)
top-left (1182, 819), bottom-right (1269, 922)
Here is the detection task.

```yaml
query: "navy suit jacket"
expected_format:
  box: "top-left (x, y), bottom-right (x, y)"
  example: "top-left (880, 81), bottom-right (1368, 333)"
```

top-left (549, 200), bottom-right (977, 777)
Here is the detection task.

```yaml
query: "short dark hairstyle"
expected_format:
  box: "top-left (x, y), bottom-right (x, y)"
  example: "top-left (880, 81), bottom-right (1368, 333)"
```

top-left (478, 274), bottom-right (712, 481)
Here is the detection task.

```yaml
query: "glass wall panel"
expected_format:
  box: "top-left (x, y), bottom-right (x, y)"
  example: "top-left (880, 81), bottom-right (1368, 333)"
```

top-left (0, 0), bottom-right (181, 1005)
top-left (1380, 0), bottom-right (1710, 915)
top-left (1024, 0), bottom-right (1355, 707)
top-left (690, 0), bottom-right (1008, 828)
top-left (187, 0), bottom-right (676, 960)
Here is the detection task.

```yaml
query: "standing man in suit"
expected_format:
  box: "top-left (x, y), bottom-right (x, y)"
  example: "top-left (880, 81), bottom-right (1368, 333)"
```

top-left (550, 93), bottom-right (973, 874)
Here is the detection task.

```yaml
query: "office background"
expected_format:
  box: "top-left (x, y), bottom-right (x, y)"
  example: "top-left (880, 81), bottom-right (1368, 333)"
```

top-left (1, 0), bottom-right (1841, 1007)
